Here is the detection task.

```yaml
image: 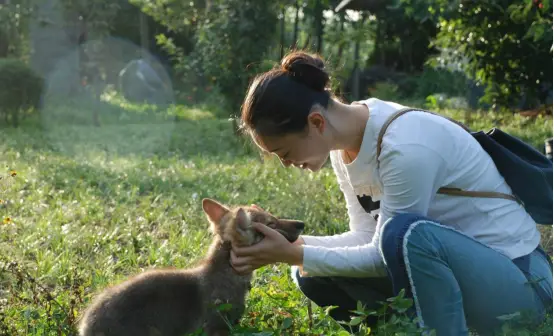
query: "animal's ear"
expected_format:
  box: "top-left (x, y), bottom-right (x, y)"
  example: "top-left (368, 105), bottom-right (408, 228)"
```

top-left (234, 208), bottom-right (251, 230)
top-left (202, 198), bottom-right (230, 231)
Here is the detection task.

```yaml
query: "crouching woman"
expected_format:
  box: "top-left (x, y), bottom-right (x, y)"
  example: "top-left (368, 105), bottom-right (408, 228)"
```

top-left (230, 51), bottom-right (552, 335)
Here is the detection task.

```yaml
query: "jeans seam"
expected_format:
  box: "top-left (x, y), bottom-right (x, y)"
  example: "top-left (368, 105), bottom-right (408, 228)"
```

top-left (402, 220), bottom-right (433, 330)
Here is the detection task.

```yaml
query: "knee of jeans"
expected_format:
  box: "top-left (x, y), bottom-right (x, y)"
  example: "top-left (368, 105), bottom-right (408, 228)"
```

top-left (290, 265), bottom-right (323, 296)
top-left (290, 265), bottom-right (302, 288)
top-left (379, 213), bottom-right (430, 268)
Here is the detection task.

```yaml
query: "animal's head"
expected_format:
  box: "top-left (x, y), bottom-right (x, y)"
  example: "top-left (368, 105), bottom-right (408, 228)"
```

top-left (201, 198), bottom-right (305, 247)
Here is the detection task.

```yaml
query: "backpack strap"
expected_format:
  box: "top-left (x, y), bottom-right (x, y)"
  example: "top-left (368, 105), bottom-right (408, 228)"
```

top-left (376, 107), bottom-right (523, 205)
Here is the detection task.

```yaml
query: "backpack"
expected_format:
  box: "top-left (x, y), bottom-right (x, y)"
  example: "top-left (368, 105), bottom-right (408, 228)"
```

top-left (376, 107), bottom-right (553, 226)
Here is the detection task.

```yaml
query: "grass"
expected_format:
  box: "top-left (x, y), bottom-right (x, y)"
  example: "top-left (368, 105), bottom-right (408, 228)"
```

top-left (0, 94), bottom-right (552, 335)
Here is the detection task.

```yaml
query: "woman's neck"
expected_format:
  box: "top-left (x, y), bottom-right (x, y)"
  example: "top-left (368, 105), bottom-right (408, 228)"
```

top-left (327, 100), bottom-right (369, 156)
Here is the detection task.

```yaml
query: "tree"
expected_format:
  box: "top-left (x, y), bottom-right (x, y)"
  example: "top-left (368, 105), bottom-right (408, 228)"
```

top-left (191, 0), bottom-right (279, 116)
top-left (0, 0), bottom-right (34, 58)
top-left (431, 0), bottom-right (553, 109)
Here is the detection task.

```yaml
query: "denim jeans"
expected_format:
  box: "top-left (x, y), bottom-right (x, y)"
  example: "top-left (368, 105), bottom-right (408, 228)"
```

top-left (291, 213), bottom-right (553, 335)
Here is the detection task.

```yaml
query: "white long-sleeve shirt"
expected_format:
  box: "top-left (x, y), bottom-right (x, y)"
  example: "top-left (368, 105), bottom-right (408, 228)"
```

top-left (300, 98), bottom-right (541, 278)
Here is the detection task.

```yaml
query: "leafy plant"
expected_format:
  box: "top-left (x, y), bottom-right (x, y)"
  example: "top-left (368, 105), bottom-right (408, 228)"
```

top-left (0, 0), bottom-right (34, 58)
top-left (0, 58), bottom-right (44, 127)
top-left (432, 0), bottom-right (553, 110)
top-left (369, 82), bottom-right (400, 101)
top-left (191, 0), bottom-right (279, 117)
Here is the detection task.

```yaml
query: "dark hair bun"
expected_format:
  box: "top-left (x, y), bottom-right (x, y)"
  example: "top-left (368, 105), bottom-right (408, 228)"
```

top-left (281, 52), bottom-right (330, 92)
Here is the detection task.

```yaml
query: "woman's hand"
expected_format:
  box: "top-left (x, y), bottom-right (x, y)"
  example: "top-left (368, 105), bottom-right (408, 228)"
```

top-left (230, 222), bottom-right (303, 275)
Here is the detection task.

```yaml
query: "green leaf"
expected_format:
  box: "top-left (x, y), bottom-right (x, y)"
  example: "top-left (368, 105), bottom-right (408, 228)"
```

top-left (324, 305), bottom-right (339, 315)
top-left (356, 300), bottom-right (364, 312)
top-left (350, 316), bottom-right (364, 326)
top-left (280, 317), bottom-right (293, 330)
top-left (216, 303), bottom-right (233, 312)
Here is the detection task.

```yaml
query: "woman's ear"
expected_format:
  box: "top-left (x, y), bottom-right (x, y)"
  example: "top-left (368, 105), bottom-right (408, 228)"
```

top-left (307, 110), bottom-right (326, 134)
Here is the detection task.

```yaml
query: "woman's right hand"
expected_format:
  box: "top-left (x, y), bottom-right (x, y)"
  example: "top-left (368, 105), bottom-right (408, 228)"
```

top-left (251, 203), bottom-right (305, 246)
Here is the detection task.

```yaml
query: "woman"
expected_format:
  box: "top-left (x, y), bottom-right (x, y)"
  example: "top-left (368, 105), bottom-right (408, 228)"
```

top-left (230, 51), bottom-right (552, 335)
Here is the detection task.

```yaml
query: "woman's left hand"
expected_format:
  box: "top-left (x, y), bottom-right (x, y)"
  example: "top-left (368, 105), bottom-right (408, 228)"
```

top-left (230, 222), bottom-right (303, 275)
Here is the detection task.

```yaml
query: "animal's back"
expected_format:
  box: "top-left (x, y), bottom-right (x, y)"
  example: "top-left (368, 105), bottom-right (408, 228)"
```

top-left (79, 269), bottom-right (206, 336)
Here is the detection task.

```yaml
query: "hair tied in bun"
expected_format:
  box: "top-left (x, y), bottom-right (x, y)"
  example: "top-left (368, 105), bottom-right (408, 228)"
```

top-left (281, 53), bottom-right (329, 92)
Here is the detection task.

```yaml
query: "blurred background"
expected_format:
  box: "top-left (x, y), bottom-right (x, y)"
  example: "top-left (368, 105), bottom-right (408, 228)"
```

top-left (1, 0), bottom-right (552, 123)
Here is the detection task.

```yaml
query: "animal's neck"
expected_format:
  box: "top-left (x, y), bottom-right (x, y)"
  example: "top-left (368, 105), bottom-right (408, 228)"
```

top-left (204, 238), bottom-right (252, 281)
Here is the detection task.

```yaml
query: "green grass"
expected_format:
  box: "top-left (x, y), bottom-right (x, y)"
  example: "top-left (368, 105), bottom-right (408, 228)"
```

top-left (0, 97), bottom-right (551, 335)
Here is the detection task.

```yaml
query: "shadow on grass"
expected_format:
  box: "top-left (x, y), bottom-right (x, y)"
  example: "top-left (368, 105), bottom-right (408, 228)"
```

top-left (0, 96), bottom-right (260, 166)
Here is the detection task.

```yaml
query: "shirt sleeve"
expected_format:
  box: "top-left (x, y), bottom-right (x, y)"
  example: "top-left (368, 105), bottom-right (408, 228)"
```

top-left (300, 144), bottom-right (448, 278)
top-left (301, 151), bottom-right (377, 248)
top-left (300, 152), bottom-right (386, 278)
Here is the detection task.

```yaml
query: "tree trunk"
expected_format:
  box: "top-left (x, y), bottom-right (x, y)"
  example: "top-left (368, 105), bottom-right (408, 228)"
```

top-left (139, 11), bottom-right (149, 57)
top-left (353, 42), bottom-right (360, 100)
top-left (314, 0), bottom-right (323, 53)
top-left (373, 17), bottom-right (383, 66)
top-left (352, 14), bottom-right (367, 101)
top-left (336, 12), bottom-right (346, 65)
top-left (11, 110), bottom-right (18, 128)
top-left (291, 0), bottom-right (300, 50)
top-left (0, 28), bottom-right (8, 57)
top-left (302, 34), bottom-right (312, 50)
top-left (279, 5), bottom-right (286, 59)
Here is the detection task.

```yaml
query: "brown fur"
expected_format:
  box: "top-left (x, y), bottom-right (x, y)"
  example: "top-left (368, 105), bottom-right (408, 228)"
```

top-left (77, 198), bottom-right (304, 336)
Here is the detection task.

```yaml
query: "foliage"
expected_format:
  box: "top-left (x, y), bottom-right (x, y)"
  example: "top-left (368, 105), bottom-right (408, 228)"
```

top-left (142, 0), bottom-right (278, 116)
top-left (59, 0), bottom-right (121, 39)
top-left (130, 0), bottom-right (208, 33)
top-left (364, 4), bottom-right (440, 73)
top-left (368, 66), bottom-right (470, 107)
top-left (369, 82), bottom-right (400, 102)
top-left (129, 0), bottom-right (205, 60)
top-left (190, 0), bottom-right (279, 117)
top-left (431, 0), bottom-right (553, 109)
top-left (0, 0), bottom-right (34, 58)
top-left (411, 66), bottom-right (469, 99)
top-left (0, 58), bottom-right (44, 127)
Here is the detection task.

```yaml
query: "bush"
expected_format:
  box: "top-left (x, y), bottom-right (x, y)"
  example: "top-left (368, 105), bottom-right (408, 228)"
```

top-left (412, 66), bottom-right (469, 99)
top-left (0, 58), bottom-right (44, 127)
top-left (191, 0), bottom-right (278, 117)
top-left (433, 0), bottom-right (553, 109)
top-left (369, 82), bottom-right (401, 101)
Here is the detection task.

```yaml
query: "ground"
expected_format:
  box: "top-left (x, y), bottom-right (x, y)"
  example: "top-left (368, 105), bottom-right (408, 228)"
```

top-left (0, 94), bottom-right (551, 335)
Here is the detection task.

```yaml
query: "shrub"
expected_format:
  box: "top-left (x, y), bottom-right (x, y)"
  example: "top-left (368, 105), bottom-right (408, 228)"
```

top-left (412, 66), bottom-right (469, 99)
top-left (433, 0), bottom-right (553, 109)
top-left (369, 82), bottom-right (401, 101)
top-left (0, 58), bottom-right (44, 127)
top-left (191, 0), bottom-right (279, 117)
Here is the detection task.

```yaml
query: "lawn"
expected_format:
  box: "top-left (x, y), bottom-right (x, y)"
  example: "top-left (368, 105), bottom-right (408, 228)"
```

top-left (0, 95), bottom-right (552, 335)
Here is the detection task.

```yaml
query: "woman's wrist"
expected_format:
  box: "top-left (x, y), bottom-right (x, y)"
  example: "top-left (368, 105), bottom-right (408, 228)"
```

top-left (287, 244), bottom-right (304, 266)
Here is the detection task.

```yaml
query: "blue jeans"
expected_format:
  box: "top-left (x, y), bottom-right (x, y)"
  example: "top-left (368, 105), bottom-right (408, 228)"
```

top-left (292, 214), bottom-right (553, 335)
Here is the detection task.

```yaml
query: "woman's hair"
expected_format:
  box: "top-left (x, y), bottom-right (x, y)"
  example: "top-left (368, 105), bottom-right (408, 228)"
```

top-left (240, 51), bottom-right (332, 138)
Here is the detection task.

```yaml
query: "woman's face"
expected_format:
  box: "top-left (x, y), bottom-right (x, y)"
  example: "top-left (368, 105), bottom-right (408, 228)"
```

top-left (253, 113), bottom-right (331, 172)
